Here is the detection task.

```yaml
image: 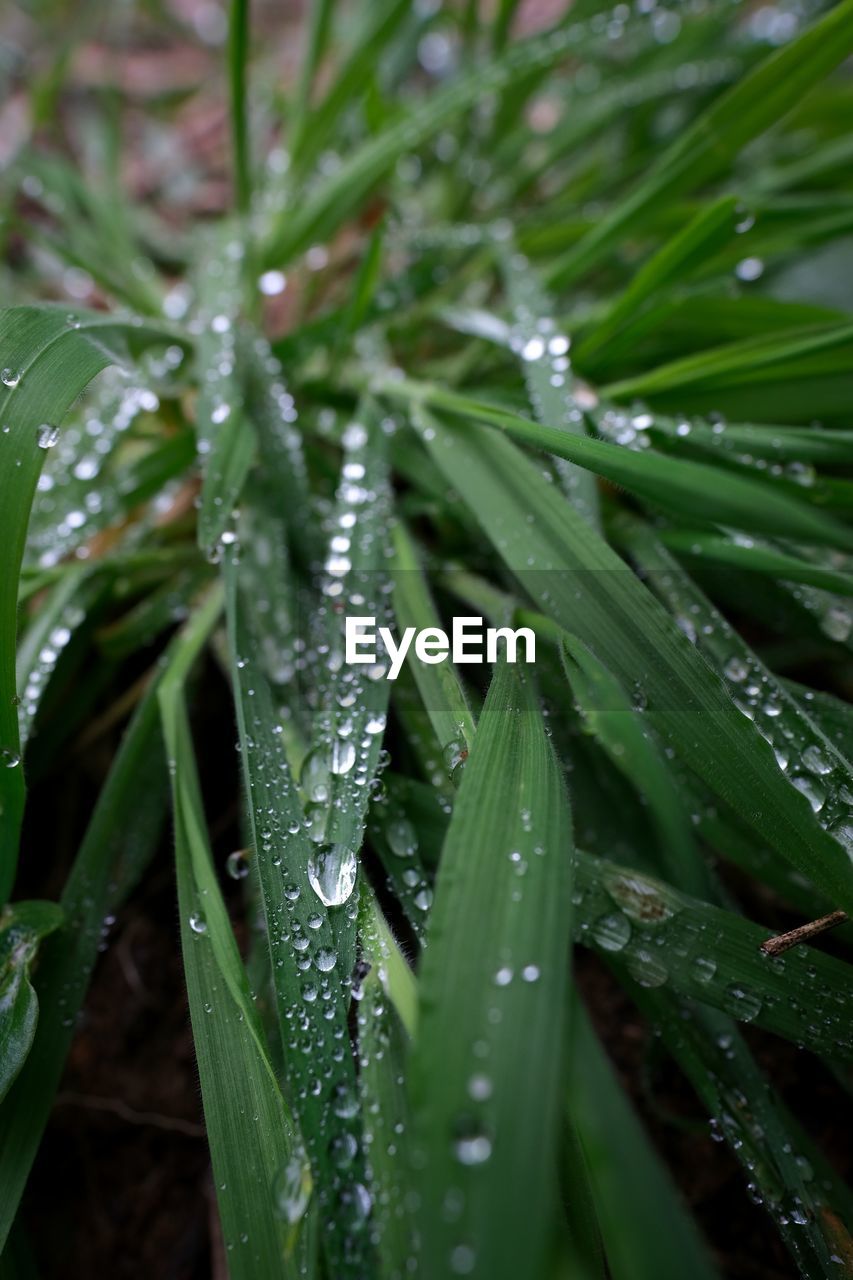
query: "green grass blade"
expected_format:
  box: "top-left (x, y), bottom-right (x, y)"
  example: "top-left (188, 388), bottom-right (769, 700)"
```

top-left (546, 0), bottom-right (853, 287)
top-left (159, 594), bottom-right (304, 1276)
top-left (0, 306), bottom-right (184, 901)
top-left (576, 196), bottom-right (740, 362)
top-left (229, 0), bottom-right (252, 215)
top-left (0, 901), bottom-right (63, 1104)
top-left (409, 660), bottom-right (574, 1280)
top-left (224, 551), bottom-right (374, 1278)
top-left (0, 663), bottom-right (168, 1248)
top-left (194, 235), bottom-right (256, 551)
top-left (500, 249), bottom-right (601, 529)
top-left (385, 380), bottom-right (853, 550)
top-left (569, 999), bottom-right (721, 1280)
top-left (392, 522), bottom-right (476, 763)
top-left (557, 630), bottom-right (713, 900)
top-left (410, 410), bottom-right (853, 913)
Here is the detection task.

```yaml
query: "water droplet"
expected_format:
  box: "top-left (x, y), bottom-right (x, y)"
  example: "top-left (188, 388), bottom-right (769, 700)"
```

top-left (467, 1073), bottom-right (492, 1101)
top-left (272, 1156), bottom-right (310, 1225)
top-left (723, 983), bottom-right (762, 1023)
top-left (0, 747), bottom-right (21, 768)
top-left (316, 947), bottom-right (337, 972)
top-left (626, 948), bottom-right (668, 988)
top-left (331, 1081), bottom-right (360, 1119)
top-left (386, 817), bottom-right (418, 858)
top-left (36, 424), bottom-right (60, 450)
top-left (453, 1116), bottom-right (492, 1166)
top-left (259, 270), bottom-right (287, 296)
top-left (691, 955), bottom-right (717, 984)
top-left (450, 1245), bottom-right (477, 1275)
top-left (724, 656), bottom-right (749, 683)
top-left (300, 747), bottom-right (331, 803)
top-left (790, 774), bottom-right (825, 813)
top-left (802, 744), bottom-right (831, 776)
top-left (189, 912), bottom-right (208, 934)
top-left (1, 369), bottom-right (20, 388)
top-left (330, 738), bottom-right (356, 776)
top-left (606, 872), bottom-right (677, 925)
top-left (226, 850), bottom-right (249, 880)
top-left (443, 739), bottom-right (468, 784)
top-left (307, 843), bottom-right (357, 907)
top-left (592, 911), bottom-right (631, 952)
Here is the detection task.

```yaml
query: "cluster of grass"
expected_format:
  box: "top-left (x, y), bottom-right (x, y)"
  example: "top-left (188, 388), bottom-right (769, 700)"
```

top-left (1, 0), bottom-right (852, 1275)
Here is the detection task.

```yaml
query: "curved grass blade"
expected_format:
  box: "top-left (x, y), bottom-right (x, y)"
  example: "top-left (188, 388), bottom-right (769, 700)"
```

top-left (661, 529), bottom-right (853, 597)
top-left (572, 851), bottom-right (852, 1061)
top-left (545, 0), bottom-right (853, 288)
top-left (557, 630), bottom-right (713, 900)
top-left (0, 658), bottom-right (169, 1248)
top-left (0, 305), bottom-right (185, 902)
top-left (569, 998), bottom-right (721, 1280)
top-left (263, 24), bottom-right (587, 264)
top-left (500, 248), bottom-right (600, 528)
top-left (289, 0), bottom-right (409, 174)
top-left (576, 196), bottom-right (740, 363)
top-left (392, 522), bottom-right (476, 765)
top-left (614, 518), bottom-right (853, 869)
top-left (407, 409), bottom-right (853, 914)
top-left (159, 598), bottom-right (304, 1277)
top-left (224, 551), bottom-right (374, 1278)
top-left (629, 991), bottom-right (853, 1278)
top-left (384, 380), bottom-right (853, 551)
top-left (408, 660), bottom-right (574, 1280)
top-left (0, 901), bottom-right (63, 1104)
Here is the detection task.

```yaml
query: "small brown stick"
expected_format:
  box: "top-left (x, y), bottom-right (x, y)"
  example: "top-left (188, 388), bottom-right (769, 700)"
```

top-left (760, 910), bottom-right (848, 957)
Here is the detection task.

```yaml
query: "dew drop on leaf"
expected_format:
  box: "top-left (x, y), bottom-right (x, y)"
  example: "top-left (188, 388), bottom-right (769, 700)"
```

top-left (307, 843), bottom-right (357, 907)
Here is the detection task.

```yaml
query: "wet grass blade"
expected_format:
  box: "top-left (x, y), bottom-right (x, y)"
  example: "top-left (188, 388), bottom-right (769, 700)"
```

top-left (0, 305), bottom-right (184, 901)
top-left (409, 660), bottom-right (574, 1280)
top-left (0, 901), bottom-right (63, 1103)
top-left (569, 999), bottom-right (721, 1280)
top-left (661, 530), bottom-right (853, 597)
top-left (159, 587), bottom-right (303, 1277)
top-left (384, 380), bottom-right (853, 550)
top-left (576, 196), bottom-right (740, 363)
top-left (0, 661), bottom-right (168, 1248)
top-left (229, 0), bottom-right (252, 215)
top-left (392, 522), bottom-right (476, 764)
top-left (546, 0), bottom-right (853, 287)
top-left (557, 630), bottom-right (713, 900)
top-left (500, 249), bottom-right (601, 529)
top-left (571, 851), bottom-right (852, 1060)
top-left (225, 550), bottom-right (374, 1278)
top-left (193, 236), bottom-right (255, 551)
top-left (263, 27), bottom-right (580, 264)
top-left (409, 409), bottom-right (853, 914)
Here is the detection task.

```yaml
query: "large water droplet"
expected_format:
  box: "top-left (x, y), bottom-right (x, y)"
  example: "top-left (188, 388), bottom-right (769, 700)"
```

top-left (592, 911), bottom-right (631, 952)
top-left (226, 850), bottom-right (249, 880)
top-left (301, 747), bottom-right (331, 803)
top-left (386, 817), bottom-right (418, 858)
top-left (36, 424), bottom-right (60, 450)
top-left (723, 983), bottom-right (762, 1023)
top-left (330, 738), bottom-right (356, 775)
top-left (307, 843), bottom-right (357, 907)
top-left (272, 1156), bottom-right (310, 1225)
